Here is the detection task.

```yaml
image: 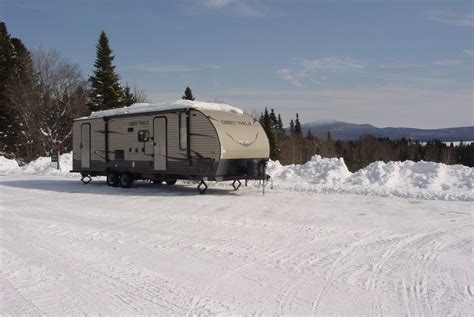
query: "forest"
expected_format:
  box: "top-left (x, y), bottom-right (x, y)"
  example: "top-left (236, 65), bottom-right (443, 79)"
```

top-left (259, 108), bottom-right (473, 171)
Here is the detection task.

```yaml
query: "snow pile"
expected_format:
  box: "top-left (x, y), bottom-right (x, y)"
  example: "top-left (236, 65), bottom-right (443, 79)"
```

top-left (86, 100), bottom-right (244, 119)
top-left (267, 156), bottom-right (473, 201)
top-left (0, 153), bottom-right (73, 176)
top-left (268, 156), bottom-right (351, 186)
top-left (0, 156), bottom-right (20, 174)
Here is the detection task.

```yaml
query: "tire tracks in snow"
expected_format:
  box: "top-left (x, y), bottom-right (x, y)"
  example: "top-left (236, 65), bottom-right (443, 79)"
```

top-left (0, 216), bottom-right (235, 315)
top-left (310, 230), bottom-right (384, 315)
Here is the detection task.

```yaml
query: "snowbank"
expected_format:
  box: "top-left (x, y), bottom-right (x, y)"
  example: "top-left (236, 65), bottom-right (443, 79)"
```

top-left (0, 153), bottom-right (73, 177)
top-left (84, 99), bottom-right (244, 119)
top-left (267, 155), bottom-right (473, 201)
top-left (268, 156), bottom-right (351, 186)
top-left (1, 153), bottom-right (472, 201)
top-left (0, 156), bottom-right (19, 174)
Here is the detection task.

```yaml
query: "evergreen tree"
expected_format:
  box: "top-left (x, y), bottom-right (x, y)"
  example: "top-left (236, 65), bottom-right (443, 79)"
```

top-left (0, 22), bottom-right (37, 157)
top-left (182, 86), bottom-right (195, 101)
top-left (88, 31), bottom-right (123, 112)
top-left (122, 84), bottom-right (137, 106)
top-left (258, 107), bottom-right (278, 159)
top-left (289, 119), bottom-right (294, 135)
top-left (277, 114), bottom-right (284, 137)
top-left (0, 21), bottom-right (16, 153)
top-left (0, 22), bottom-right (14, 98)
top-left (294, 113), bottom-right (302, 135)
top-left (270, 108), bottom-right (277, 129)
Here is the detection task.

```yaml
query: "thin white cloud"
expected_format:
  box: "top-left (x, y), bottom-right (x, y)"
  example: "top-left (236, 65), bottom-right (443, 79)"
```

top-left (202, 0), bottom-right (234, 8)
top-left (196, 0), bottom-right (267, 17)
top-left (297, 57), bottom-right (364, 72)
top-left (433, 59), bottom-right (464, 66)
top-left (132, 64), bottom-right (194, 72)
top-left (276, 68), bottom-right (304, 88)
top-left (125, 63), bottom-right (221, 73)
top-left (464, 49), bottom-right (474, 57)
top-left (378, 62), bottom-right (425, 69)
top-left (277, 57), bottom-right (364, 87)
top-left (428, 10), bottom-right (474, 27)
top-left (201, 64), bottom-right (221, 70)
top-left (379, 59), bottom-right (465, 69)
top-left (383, 74), bottom-right (465, 89)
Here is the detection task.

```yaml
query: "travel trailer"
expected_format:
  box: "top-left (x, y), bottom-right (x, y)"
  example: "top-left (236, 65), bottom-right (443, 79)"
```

top-left (71, 100), bottom-right (271, 193)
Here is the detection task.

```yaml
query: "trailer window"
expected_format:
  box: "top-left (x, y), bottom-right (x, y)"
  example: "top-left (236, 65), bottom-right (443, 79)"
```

top-left (138, 130), bottom-right (150, 142)
top-left (179, 112), bottom-right (187, 150)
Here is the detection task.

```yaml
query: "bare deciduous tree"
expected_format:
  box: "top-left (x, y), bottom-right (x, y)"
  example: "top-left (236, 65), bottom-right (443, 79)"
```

top-left (130, 84), bottom-right (148, 103)
top-left (32, 48), bottom-right (88, 155)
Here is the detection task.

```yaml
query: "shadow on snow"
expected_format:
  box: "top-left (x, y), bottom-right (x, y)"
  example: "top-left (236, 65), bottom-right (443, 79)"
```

top-left (0, 178), bottom-right (241, 197)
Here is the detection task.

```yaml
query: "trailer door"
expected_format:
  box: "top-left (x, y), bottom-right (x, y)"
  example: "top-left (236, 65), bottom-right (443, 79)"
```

top-left (81, 123), bottom-right (91, 168)
top-left (153, 117), bottom-right (167, 171)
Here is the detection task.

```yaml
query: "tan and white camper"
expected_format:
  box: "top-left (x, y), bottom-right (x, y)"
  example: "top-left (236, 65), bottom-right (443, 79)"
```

top-left (71, 100), bottom-right (270, 193)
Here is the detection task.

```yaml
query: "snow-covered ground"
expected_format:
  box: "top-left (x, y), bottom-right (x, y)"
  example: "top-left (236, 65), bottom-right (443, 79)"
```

top-left (0, 155), bottom-right (473, 315)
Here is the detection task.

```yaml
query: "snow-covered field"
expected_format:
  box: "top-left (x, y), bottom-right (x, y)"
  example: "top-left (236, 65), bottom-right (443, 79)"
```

top-left (0, 155), bottom-right (473, 315)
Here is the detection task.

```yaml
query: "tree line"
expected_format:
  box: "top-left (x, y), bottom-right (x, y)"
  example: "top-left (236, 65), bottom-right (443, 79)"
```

top-left (259, 108), bottom-right (473, 171)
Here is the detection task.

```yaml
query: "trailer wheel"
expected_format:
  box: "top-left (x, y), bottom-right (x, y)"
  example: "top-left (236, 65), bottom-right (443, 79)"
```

top-left (106, 172), bottom-right (119, 187)
top-left (119, 173), bottom-right (134, 188)
top-left (166, 179), bottom-right (177, 185)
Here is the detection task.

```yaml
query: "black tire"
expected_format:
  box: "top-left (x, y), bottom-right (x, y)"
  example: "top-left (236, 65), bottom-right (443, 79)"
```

top-left (106, 172), bottom-right (119, 187)
top-left (119, 173), bottom-right (134, 188)
top-left (166, 179), bottom-right (177, 185)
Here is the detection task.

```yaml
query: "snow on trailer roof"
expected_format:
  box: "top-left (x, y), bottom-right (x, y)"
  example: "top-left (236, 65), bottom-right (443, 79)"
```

top-left (80, 100), bottom-right (244, 119)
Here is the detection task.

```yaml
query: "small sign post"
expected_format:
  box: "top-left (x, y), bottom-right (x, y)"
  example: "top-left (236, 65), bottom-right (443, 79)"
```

top-left (51, 152), bottom-right (58, 162)
top-left (51, 143), bottom-right (61, 170)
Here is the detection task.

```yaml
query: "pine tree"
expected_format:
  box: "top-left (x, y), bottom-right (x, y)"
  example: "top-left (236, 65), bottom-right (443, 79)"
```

top-left (258, 107), bottom-right (278, 159)
top-left (294, 113), bottom-right (302, 135)
top-left (88, 31), bottom-right (123, 112)
top-left (122, 84), bottom-right (137, 106)
top-left (182, 86), bottom-right (195, 101)
top-left (0, 21), bottom-right (16, 153)
top-left (277, 114), bottom-right (284, 137)
top-left (270, 109), bottom-right (277, 129)
top-left (289, 119), bottom-right (295, 135)
top-left (0, 22), bottom-right (37, 157)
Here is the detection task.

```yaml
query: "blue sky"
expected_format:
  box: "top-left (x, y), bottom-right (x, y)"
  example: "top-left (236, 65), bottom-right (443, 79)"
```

top-left (1, 0), bottom-right (473, 128)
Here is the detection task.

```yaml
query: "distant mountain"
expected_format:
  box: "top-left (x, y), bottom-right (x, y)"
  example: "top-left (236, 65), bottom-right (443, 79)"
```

top-left (302, 121), bottom-right (474, 142)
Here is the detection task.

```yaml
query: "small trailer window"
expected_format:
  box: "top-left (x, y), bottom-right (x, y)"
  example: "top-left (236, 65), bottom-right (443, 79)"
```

top-left (138, 130), bottom-right (150, 142)
top-left (179, 112), bottom-right (187, 150)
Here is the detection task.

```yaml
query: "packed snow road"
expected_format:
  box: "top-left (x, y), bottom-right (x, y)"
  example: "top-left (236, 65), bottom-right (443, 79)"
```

top-left (0, 175), bottom-right (472, 315)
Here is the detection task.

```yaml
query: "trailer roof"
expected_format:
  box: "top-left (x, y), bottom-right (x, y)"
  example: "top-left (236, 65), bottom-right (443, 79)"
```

top-left (79, 100), bottom-right (244, 119)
